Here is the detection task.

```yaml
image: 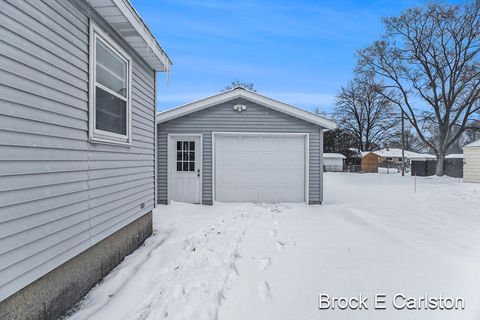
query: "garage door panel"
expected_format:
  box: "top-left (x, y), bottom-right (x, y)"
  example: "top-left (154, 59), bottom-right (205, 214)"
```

top-left (239, 152), bottom-right (261, 168)
top-left (216, 151), bottom-right (237, 169)
top-left (215, 134), bottom-right (305, 203)
top-left (218, 136), bottom-right (238, 152)
top-left (277, 170), bottom-right (304, 186)
top-left (240, 136), bottom-right (260, 149)
top-left (278, 153), bottom-right (303, 168)
top-left (239, 171), bottom-right (263, 185)
top-left (218, 171), bottom-right (239, 185)
top-left (261, 137), bottom-right (282, 151)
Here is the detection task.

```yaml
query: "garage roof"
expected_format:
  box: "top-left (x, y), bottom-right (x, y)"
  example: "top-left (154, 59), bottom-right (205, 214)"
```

top-left (323, 153), bottom-right (346, 159)
top-left (365, 148), bottom-right (436, 160)
top-left (464, 139), bottom-right (480, 148)
top-left (156, 88), bottom-right (337, 129)
top-left (87, 0), bottom-right (171, 71)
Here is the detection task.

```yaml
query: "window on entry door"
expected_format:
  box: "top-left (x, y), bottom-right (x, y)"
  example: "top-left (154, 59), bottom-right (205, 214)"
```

top-left (176, 141), bottom-right (195, 172)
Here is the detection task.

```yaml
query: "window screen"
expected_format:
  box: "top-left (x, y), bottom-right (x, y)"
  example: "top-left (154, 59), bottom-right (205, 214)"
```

top-left (90, 25), bottom-right (131, 144)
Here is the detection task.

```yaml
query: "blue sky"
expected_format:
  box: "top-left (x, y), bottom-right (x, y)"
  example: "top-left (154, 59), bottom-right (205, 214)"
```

top-left (132, 0), bottom-right (427, 113)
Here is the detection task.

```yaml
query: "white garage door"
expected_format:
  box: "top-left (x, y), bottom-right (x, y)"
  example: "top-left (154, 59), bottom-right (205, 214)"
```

top-left (215, 134), bottom-right (306, 203)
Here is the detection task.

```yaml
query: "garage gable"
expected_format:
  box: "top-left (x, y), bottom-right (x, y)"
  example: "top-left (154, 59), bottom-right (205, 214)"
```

top-left (157, 88), bottom-right (336, 129)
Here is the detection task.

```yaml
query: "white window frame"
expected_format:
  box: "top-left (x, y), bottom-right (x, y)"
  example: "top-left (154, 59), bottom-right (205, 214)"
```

top-left (89, 22), bottom-right (132, 145)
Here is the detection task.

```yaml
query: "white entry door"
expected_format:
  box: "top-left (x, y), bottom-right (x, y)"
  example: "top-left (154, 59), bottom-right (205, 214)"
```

top-left (215, 134), bottom-right (306, 203)
top-left (170, 136), bottom-right (201, 203)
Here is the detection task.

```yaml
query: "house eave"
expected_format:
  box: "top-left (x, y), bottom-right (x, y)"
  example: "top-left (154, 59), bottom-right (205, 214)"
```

top-left (87, 0), bottom-right (172, 72)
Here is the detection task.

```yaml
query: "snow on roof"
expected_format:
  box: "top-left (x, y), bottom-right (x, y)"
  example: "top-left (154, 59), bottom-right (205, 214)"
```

top-left (365, 148), bottom-right (436, 160)
top-left (323, 153), bottom-right (346, 159)
top-left (446, 154), bottom-right (463, 159)
top-left (464, 139), bottom-right (480, 148)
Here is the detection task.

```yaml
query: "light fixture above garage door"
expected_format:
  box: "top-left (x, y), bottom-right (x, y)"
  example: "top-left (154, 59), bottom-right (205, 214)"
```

top-left (233, 104), bottom-right (247, 112)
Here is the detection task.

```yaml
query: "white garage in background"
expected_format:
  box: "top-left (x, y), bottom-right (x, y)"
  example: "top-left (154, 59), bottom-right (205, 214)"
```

top-left (463, 139), bottom-right (480, 183)
top-left (323, 153), bottom-right (346, 172)
top-left (156, 88), bottom-right (337, 205)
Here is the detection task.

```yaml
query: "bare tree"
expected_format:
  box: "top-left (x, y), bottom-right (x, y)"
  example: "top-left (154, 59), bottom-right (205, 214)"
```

top-left (388, 125), bottom-right (426, 152)
top-left (357, 1), bottom-right (480, 175)
top-left (222, 80), bottom-right (256, 92)
top-left (334, 77), bottom-right (398, 151)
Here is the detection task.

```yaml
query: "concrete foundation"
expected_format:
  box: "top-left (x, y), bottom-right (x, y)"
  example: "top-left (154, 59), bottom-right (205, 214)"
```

top-left (0, 212), bottom-right (153, 320)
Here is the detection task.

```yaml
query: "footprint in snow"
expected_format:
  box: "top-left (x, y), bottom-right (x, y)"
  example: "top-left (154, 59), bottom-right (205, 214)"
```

top-left (276, 241), bottom-right (286, 252)
top-left (258, 280), bottom-right (272, 300)
top-left (269, 229), bottom-right (277, 238)
top-left (258, 257), bottom-right (271, 271)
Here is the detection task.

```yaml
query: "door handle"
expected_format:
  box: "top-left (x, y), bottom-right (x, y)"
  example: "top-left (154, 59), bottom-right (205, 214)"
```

top-left (197, 169), bottom-right (200, 177)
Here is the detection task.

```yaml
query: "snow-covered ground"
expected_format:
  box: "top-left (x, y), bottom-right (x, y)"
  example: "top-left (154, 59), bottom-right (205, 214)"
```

top-left (66, 173), bottom-right (480, 320)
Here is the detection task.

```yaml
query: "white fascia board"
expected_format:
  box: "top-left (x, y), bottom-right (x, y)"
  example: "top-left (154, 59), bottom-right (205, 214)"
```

top-left (156, 89), bottom-right (337, 129)
top-left (242, 90), bottom-right (337, 129)
top-left (110, 0), bottom-right (172, 71)
top-left (464, 139), bottom-right (480, 148)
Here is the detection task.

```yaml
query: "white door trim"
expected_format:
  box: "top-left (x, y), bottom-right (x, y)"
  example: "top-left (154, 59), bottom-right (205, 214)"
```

top-left (212, 132), bottom-right (309, 204)
top-left (167, 134), bottom-right (203, 204)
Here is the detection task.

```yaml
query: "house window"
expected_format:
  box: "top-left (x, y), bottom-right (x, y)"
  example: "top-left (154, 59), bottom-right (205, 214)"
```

top-left (89, 23), bottom-right (132, 145)
top-left (386, 157), bottom-right (393, 161)
top-left (176, 141), bottom-right (195, 172)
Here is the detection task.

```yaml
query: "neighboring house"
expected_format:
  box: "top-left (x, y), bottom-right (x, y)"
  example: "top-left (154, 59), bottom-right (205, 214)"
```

top-left (361, 148), bottom-right (435, 173)
top-left (464, 139), bottom-right (480, 183)
top-left (156, 88), bottom-right (336, 205)
top-left (0, 1), bottom-right (171, 319)
top-left (323, 153), bottom-right (346, 172)
top-left (369, 147), bottom-right (435, 164)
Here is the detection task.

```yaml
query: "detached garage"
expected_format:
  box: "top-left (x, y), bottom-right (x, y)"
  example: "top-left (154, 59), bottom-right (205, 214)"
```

top-left (156, 88), bottom-right (336, 205)
top-left (464, 139), bottom-right (480, 183)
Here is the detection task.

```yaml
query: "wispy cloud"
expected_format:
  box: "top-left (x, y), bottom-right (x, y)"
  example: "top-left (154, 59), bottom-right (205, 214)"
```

top-left (133, 0), bottom-right (423, 114)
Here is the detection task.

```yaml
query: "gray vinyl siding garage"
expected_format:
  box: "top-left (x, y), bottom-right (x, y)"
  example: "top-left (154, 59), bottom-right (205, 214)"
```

top-left (157, 89), bottom-right (336, 205)
top-left (0, 0), bottom-right (170, 307)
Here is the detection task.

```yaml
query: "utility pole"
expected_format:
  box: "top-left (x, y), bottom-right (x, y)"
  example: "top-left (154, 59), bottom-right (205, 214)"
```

top-left (401, 111), bottom-right (405, 176)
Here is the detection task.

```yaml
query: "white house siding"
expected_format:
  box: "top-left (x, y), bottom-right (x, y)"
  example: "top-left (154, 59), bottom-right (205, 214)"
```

top-left (464, 148), bottom-right (480, 183)
top-left (157, 98), bottom-right (325, 205)
top-left (0, 0), bottom-right (156, 301)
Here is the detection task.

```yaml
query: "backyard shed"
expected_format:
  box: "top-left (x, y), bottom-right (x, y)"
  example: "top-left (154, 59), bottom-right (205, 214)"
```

top-left (464, 139), bottom-right (480, 183)
top-left (157, 88), bottom-right (336, 205)
top-left (410, 154), bottom-right (464, 178)
top-left (361, 152), bottom-right (380, 173)
top-left (323, 153), bottom-right (346, 172)
top-left (0, 1), bottom-right (171, 319)
top-left (445, 154), bottom-right (464, 178)
top-left (410, 157), bottom-right (437, 177)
